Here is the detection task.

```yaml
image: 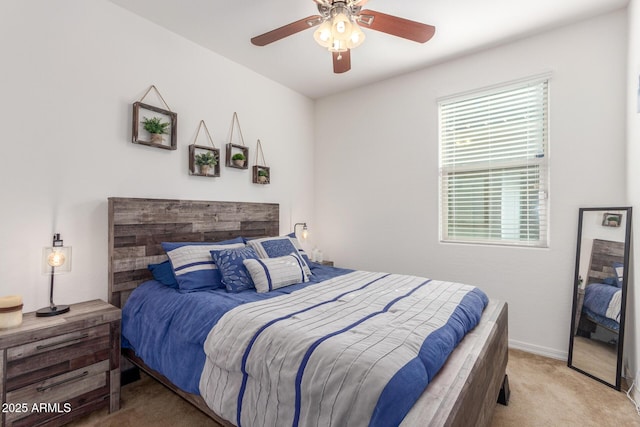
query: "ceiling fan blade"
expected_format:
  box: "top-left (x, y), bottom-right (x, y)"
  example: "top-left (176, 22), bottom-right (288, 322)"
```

top-left (358, 9), bottom-right (435, 43)
top-left (333, 50), bottom-right (351, 74)
top-left (251, 15), bottom-right (322, 46)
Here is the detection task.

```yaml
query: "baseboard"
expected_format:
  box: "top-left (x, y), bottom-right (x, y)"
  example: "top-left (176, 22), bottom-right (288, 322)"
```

top-left (508, 339), bottom-right (567, 361)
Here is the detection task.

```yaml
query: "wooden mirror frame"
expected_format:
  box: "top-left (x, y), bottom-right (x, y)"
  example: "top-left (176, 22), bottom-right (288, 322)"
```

top-left (568, 206), bottom-right (632, 390)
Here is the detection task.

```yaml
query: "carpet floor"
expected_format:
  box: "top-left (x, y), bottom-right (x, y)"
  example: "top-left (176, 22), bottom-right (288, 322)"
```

top-left (68, 349), bottom-right (640, 426)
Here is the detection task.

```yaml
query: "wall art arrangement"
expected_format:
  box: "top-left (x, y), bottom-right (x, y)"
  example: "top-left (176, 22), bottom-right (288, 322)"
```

top-left (129, 87), bottom-right (275, 184)
top-left (132, 85), bottom-right (177, 150)
top-left (252, 139), bottom-right (270, 185)
top-left (189, 120), bottom-right (220, 178)
top-left (225, 112), bottom-right (249, 170)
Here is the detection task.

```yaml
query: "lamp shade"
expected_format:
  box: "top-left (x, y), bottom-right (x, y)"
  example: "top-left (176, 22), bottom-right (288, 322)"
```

top-left (42, 246), bottom-right (72, 274)
top-left (294, 222), bottom-right (309, 241)
top-left (331, 11), bottom-right (352, 41)
top-left (347, 23), bottom-right (366, 49)
top-left (313, 20), bottom-right (332, 48)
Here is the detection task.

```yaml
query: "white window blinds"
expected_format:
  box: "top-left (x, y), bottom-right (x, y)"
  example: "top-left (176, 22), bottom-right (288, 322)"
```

top-left (439, 77), bottom-right (549, 247)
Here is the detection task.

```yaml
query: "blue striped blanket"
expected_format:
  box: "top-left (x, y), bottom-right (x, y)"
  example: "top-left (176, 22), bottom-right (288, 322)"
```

top-left (199, 271), bottom-right (488, 427)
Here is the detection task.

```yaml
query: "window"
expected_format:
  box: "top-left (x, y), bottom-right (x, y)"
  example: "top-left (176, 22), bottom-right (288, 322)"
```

top-left (438, 77), bottom-right (549, 247)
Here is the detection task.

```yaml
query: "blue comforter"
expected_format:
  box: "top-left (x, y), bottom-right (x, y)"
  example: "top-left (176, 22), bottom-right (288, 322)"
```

top-left (582, 282), bottom-right (621, 331)
top-left (122, 263), bottom-right (353, 394)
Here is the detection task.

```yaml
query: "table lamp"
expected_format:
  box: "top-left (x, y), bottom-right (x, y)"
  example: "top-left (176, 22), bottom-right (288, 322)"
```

top-left (37, 233), bottom-right (71, 317)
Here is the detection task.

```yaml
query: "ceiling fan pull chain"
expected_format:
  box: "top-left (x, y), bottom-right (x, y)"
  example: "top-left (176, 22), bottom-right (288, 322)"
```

top-left (229, 112), bottom-right (246, 146)
top-left (138, 84), bottom-right (172, 111)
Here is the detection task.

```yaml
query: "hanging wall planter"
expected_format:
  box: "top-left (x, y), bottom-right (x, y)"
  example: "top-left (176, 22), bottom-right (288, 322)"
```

top-left (225, 112), bottom-right (249, 170)
top-left (189, 120), bottom-right (220, 177)
top-left (252, 139), bottom-right (270, 185)
top-left (131, 85), bottom-right (177, 150)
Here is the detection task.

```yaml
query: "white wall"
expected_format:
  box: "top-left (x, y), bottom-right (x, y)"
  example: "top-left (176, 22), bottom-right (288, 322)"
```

top-left (0, 0), bottom-right (631, 365)
top-left (626, 0), bottom-right (640, 387)
top-left (0, 0), bottom-right (315, 312)
top-left (314, 10), bottom-right (628, 358)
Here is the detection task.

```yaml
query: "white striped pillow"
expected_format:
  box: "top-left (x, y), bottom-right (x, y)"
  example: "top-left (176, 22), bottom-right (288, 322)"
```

top-left (243, 254), bottom-right (309, 293)
top-left (247, 236), bottom-right (312, 277)
top-left (162, 241), bottom-right (245, 291)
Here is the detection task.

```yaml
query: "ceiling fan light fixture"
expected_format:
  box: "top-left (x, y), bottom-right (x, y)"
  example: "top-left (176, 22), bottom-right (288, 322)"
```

top-left (347, 23), bottom-right (365, 48)
top-left (313, 20), bottom-right (333, 48)
top-left (330, 8), bottom-right (352, 40)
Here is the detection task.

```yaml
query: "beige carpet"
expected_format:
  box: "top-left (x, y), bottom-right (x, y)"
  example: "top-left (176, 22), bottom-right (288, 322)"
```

top-left (69, 349), bottom-right (640, 426)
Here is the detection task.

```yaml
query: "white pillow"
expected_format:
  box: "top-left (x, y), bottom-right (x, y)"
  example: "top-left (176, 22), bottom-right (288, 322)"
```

top-left (243, 254), bottom-right (309, 293)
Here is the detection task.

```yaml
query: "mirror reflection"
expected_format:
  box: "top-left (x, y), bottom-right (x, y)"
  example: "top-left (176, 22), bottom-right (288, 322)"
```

top-left (569, 207), bottom-right (631, 390)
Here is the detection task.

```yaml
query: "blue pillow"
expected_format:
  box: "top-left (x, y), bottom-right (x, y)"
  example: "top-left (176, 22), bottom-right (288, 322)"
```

top-left (612, 262), bottom-right (624, 288)
top-left (162, 237), bottom-right (245, 292)
top-left (148, 260), bottom-right (178, 288)
top-left (247, 236), bottom-right (312, 276)
top-left (602, 277), bottom-right (618, 287)
top-left (210, 246), bottom-right (259, 293)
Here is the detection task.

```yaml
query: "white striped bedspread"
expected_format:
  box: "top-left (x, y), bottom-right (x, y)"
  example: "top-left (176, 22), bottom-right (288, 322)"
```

top-left (199, 270), bottom-right (488, 427)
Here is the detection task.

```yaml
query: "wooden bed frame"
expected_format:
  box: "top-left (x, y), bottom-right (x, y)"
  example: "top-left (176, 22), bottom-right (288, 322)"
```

top-left (108, 197), bottom-right (508, 427)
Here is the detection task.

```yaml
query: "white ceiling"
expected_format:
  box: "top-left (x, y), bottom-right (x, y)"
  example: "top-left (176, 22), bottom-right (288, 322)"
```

top-left (109, 0), bottom-right (628, 99)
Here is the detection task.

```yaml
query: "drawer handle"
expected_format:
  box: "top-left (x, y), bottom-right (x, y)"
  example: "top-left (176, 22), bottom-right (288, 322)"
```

top-left (37, 371), bottom-right (89, 392)
top-left (36, 333), bottom-right (90, 350)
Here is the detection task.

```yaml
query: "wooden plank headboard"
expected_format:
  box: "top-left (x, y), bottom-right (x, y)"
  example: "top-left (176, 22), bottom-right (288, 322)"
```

top-left (108, 197), bottom-right (279, 308)
top-left (586, 238), bottom-right (625, 285)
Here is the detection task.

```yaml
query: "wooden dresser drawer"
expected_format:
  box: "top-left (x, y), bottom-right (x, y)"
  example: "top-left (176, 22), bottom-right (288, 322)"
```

top-left (5, 360), bottom-right (109, 425)
top-left (6, 324), bottom-right (110, 392)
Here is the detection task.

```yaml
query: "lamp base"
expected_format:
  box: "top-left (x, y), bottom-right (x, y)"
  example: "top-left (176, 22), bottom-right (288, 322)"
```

top-left (36, 305), bottom-right (70, 317)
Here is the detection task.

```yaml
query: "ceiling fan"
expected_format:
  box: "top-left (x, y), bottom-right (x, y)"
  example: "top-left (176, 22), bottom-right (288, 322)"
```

top-left (251, 0), bottom-right (435, 74)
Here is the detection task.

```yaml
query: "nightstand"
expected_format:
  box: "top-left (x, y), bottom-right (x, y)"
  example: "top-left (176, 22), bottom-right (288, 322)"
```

top-left (0, 300), bottom-right (121, 426)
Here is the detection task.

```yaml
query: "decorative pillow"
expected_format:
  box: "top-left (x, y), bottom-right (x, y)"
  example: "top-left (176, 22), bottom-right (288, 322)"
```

top-left (210, 246), bottom-right (259, 293)
top-left (247, 236), bottom-right (312, 276)
top-left (612, 262), bottom-right (624, 288)
top-left (147, 260), bottom-right (178, 288)
top-left (161, 237), bottom-right (245, 292)
top-left (602, 277), bottom-right (618, 287)
top-left (243, 254), bottom-right (309, 293)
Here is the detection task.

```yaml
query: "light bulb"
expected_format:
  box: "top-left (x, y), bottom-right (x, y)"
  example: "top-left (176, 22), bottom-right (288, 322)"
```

top-left (47, 250), bottom-right (66, 268)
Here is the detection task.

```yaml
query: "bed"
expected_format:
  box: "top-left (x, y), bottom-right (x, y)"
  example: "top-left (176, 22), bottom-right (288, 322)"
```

top-left (108, 197), bottom-right (508, 427)
top-left (578, 239), bottom-right (624, 336)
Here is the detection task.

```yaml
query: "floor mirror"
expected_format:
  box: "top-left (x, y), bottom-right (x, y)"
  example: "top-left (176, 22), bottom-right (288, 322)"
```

top-left (568, 207), bottom-right (632, 390)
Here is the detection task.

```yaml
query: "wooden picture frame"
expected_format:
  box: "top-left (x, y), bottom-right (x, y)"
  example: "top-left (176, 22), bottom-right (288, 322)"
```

top-left (602, 212), bottom-right (623, 227)
top-left (189, 145), bottom-right (220, 177)
top-left (132, 102), bottom-right (177, 150)
top-left (226, 143), bottom-right (249, 169)
top-left (253, 165), bottom-right (270, 185)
